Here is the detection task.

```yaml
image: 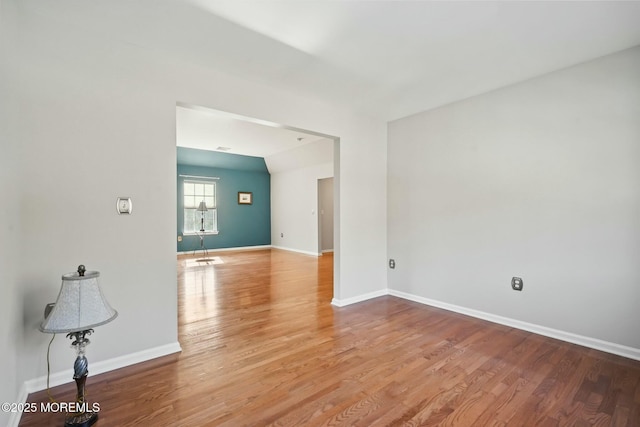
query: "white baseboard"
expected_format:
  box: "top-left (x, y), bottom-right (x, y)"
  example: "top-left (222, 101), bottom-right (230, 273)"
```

top-left (6, 384), bottom-right (28, 427)
top-left (331, 289), bottom-right (388, 307)
top-left (271, 245), bottom-right (321, 257)
top-left (10, 342), bottom-right (180, 427)
top-left (24, 341), bottom-right (182, 394)
top-left (328, 287), bottom-right (640, 361)
top-left (178, 245), bottom-right (271, 255)
top-left (322, 249), bottom-right (334, 253)
top-left (180, 245), bottom-right (326, 257)
top-left (388, 289), bottom-right (640, 362)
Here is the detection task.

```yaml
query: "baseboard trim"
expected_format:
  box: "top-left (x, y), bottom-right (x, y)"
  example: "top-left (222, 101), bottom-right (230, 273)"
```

top-left (6, 383), bottom-right (28, 427)
top-left (388, 289), bottom-right (640, 362)
top-left (24, 341), bottom-right (182, 394)
top-left (179, 245), bottom-right (324, 257)
top-left (331, 289), bottom-right (388, 307)
top-left (322, 249), bottom-right (334, 253)
top-left (178, 245), bottom-right (272, 255)
top-left (271, 245), bottom-right (321, 257)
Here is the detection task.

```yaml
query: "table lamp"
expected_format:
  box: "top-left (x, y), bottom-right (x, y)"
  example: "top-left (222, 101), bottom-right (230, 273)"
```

top-left (40, 265), bottom-right (118, 427)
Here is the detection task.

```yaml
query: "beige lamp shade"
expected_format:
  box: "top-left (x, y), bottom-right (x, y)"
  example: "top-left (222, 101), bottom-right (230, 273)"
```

top-left (40, 269), bottom-right (118, 333)
top-left (197, 200), bottom-right (208, 212)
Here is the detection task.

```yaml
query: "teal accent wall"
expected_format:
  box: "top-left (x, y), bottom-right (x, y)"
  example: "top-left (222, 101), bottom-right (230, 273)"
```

top-left (177, 148), bottom-right (271, 252)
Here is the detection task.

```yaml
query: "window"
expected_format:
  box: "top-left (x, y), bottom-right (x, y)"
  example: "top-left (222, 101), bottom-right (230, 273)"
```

top-left (183, 180), bottom-right (218, 234)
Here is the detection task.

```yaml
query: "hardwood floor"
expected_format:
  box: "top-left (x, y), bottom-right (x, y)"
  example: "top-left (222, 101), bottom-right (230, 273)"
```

top-left (20, 249), bottom-right (640, 426)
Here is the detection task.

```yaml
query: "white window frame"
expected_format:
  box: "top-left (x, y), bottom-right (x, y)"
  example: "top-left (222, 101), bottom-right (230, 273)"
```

top-left (183, 180), bottom-right (218, 235)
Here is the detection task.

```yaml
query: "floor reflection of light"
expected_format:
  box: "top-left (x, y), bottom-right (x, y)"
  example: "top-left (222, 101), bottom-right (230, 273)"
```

top-left (181, 257), bottom-right (220, 325)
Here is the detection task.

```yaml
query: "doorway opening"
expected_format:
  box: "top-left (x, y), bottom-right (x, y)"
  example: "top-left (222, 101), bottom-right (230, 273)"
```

top-left (175, 102), bottom-right (340, 301)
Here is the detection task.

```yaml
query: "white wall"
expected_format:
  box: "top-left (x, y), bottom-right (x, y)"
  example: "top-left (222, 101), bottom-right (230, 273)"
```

top-left (271, 163), bottom-right (333, 255)
top-left (269, 138), bottom-right (335, 255)
top-left (0, 2), bottom-right (21, 425)
top-left (6, 0), bottom-right (387, 405)
top-left (12, 7), bottom-right (180, 398)
top-left (388, 47), bottom-right (640, 350)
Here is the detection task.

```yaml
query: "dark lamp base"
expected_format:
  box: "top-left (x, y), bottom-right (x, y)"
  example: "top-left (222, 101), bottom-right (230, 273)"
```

top-left (64, 411), bottom-right (98, 427)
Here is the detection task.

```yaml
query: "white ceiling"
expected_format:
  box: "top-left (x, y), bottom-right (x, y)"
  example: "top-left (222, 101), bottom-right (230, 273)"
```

top-left (176, 106), bottom-right (329, 158)
top-left (27, 0), bottom-right (640, 155)
top-left (188, 0), bottom-right (640, 121)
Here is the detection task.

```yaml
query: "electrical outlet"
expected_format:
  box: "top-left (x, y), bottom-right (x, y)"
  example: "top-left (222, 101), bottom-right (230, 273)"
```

top-left (389, 259), bottom-right (396, 269)
top-left (44, 303), bottom-right (55, 319)
top-left (511, 277), bottom-right (523, 291)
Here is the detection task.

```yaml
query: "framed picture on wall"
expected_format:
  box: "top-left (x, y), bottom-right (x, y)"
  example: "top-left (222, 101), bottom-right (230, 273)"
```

top-left (238, 192), bottom-right (252, 205)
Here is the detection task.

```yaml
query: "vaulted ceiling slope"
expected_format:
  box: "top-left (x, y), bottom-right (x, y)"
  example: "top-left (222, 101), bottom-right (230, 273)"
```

top-left (176, 105), bottom-right (330, 158)
top-left (25, 0), bottom-right (640, 121)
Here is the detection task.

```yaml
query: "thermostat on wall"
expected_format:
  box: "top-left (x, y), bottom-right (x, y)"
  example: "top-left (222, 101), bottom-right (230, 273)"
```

top-left (116, 197), bottom-right (133, 214)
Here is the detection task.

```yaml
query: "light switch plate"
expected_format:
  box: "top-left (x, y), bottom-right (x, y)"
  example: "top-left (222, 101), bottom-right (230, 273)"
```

top-left (116, 197), bottom-right (133, 214)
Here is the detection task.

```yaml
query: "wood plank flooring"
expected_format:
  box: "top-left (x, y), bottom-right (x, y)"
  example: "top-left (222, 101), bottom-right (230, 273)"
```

top-left (20, 249), bottom-right (640, 426)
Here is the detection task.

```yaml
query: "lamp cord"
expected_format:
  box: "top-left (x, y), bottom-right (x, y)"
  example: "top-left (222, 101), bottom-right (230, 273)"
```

top-left (46, 333), bottom-right (57, 403)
